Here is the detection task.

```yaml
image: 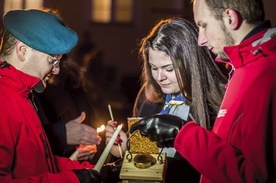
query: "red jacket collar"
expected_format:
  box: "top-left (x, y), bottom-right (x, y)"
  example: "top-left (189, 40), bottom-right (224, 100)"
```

top-left (0, 61), bottom-right (41, 97)
top-left (216, 28), bottom-right (276, 69)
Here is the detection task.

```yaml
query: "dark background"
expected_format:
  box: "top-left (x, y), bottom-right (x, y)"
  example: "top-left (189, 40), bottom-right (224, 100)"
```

top-left (0, 0), bottom-right (275, 128)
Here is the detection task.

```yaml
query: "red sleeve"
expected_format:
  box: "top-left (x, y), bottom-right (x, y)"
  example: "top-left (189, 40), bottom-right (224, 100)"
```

top-left (56, 156), bottom-right (94, 171)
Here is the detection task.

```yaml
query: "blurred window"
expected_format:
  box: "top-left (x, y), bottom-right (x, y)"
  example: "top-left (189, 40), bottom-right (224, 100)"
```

top-left (91, 0), bottom-right (133, 23)
top-left (4, 0), bottom-right (43, 13)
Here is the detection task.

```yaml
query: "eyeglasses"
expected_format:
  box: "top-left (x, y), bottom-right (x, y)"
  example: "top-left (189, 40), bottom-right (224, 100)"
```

top-left (48, 55), bottom-right (61, 67)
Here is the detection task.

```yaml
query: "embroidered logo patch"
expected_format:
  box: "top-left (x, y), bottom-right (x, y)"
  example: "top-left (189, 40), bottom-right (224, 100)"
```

top-left (217, 109), bottom-right (227, 118)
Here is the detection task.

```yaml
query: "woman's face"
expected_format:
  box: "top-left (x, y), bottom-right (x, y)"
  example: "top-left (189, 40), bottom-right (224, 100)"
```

top-left (148, 47), bottom-right (180, 94)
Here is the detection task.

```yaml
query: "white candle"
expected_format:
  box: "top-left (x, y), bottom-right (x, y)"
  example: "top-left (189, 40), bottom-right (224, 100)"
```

top-left (69, 149), bottom-right (79, 160)
top-left (94, 124), bottom-right (123, 171)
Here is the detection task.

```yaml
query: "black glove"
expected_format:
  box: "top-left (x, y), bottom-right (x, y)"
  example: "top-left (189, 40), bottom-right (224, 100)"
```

top-left (100, 158), bottom-right (123, 183)
top-left (72, 168), bottom-right (102, 183)
top-left (129, 114), bottom-right (186, 148)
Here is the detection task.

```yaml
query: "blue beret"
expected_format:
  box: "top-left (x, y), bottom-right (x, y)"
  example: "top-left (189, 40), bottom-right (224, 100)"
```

top-left (3, 9), bottom-right (78, 55)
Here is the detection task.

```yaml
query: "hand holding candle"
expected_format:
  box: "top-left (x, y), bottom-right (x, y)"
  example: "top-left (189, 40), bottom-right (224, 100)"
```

top-left (69, 125), bottom-right (105, 160)
top-left (94, 124), bottom-right (123, 171)
top-left (108, 104), bottom-right (123, 158)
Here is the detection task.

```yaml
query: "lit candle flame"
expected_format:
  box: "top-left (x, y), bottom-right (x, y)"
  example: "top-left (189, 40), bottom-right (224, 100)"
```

top-left (97, 125), bottom-right (105, 132)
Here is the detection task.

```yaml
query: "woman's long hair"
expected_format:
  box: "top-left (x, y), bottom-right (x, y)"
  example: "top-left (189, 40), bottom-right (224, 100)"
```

top-left (138, 17), bottom-right (228, 129)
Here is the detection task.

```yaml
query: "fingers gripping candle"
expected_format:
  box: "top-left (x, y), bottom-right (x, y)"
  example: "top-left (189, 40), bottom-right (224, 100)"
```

top-left (69, 125), bottom-right (105, 160)
top-left (94, 124), bottom-right (123, 171)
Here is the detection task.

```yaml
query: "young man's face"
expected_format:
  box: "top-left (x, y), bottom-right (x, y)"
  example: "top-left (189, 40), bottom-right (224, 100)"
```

top-left (26, 48), bottom-right (61, 88)
top-left (193, 0), bottom-right (235, 60)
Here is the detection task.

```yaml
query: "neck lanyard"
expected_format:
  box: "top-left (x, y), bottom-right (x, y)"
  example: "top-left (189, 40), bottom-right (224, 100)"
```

top-left (160, 94), bottom-right (185, 114)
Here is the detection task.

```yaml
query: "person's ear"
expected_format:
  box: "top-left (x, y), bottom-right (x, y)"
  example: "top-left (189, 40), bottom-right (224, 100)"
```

top-left (15, 41), bottom-right (27, 61)
top-left (224, 8), bottom-right (241, 30)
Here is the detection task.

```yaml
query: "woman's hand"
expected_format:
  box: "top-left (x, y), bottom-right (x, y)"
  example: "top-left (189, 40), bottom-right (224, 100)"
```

top-left (105, 120), bottom-right (127, 158)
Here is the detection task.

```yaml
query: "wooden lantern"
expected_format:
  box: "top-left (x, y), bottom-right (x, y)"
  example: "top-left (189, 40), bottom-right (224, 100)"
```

top-left (119, 117), bottom-right (167, 183)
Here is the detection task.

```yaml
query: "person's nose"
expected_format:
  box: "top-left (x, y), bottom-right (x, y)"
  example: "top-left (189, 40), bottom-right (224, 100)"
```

top-left (197, 30), bottom-right (208, 47)
top-left (156, 69), bottom-right (166, 81)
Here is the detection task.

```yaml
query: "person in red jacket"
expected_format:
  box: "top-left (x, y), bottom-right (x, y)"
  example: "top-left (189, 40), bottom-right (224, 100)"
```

top-left (0, 9), bottom-right (103, 182)
top-left (130, 0), bottom-right (276, 182)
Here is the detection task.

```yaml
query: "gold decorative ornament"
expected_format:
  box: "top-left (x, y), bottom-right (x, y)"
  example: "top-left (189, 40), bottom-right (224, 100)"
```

top-left (133, 153), bottom-right (157, 169)
top-left (119, 117), bottom-right (167, 183)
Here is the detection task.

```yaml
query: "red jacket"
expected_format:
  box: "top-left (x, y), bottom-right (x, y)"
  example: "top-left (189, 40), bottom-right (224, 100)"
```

top-left (175, 27), bottom-right (276, 183)
top-left (0, 62), bottom-right (94, 182)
